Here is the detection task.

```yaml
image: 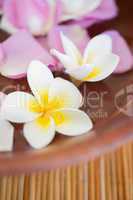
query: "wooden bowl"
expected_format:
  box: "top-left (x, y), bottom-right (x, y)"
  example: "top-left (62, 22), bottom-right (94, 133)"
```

top-left (0, 0), bottom-right (132, 175)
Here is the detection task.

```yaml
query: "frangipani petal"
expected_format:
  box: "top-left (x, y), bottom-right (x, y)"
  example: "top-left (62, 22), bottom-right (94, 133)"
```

top-left (1, 92), bottom-right (40, 123)
top-left (66, 65), bottom-right (93, 80)
top-left (88, 53), bottom-right (119, 82)
top-left (48, 25), bottom-right (90, 54)
top-left (83, 34), bottom-right (112, 64)
top-left (0, 92), bottom-right (6, 119)
top-left (0, 31), bottom-right (54, 79)
top-left (0, 120), bottom-right (14, 152)
top-left (27, 60), bottom-right (54, 102)
top-left (52, 109), bottom-right (93, 136)
top-left (0, 92), bottom-right (6, 106)
top-left (105, 30), bottom-right (133, 73)
top-left (60, 32), bottom-right (82, 64)
top-left (51, 49), bottom-right (76, 69)
top-left (49, 78), bottom-right (83, 109)
top-left (23, 117), bottom-right (55, 149)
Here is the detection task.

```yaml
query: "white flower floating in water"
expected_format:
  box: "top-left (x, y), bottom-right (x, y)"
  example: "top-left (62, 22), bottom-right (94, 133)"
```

top-left (1, 61), bottom-right (93, 149)
top-left (51, 33), bottom-right (120, 82)
top-left (0, 93), bottom-right (14, 151)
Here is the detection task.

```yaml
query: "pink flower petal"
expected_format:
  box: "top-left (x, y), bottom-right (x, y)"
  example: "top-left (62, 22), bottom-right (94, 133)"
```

top-left (0, 30), bottom-right (54, 79)
top-left (0, 44), bottom-right (5, 65)
top-left (105, 30), bottom-right (133, 73)
top-left (2, 0), bottom-right (55, 35)
top-left (0, 0), bottom-right (4, 11)
top-left (73, 0), bottom-right (118, 27)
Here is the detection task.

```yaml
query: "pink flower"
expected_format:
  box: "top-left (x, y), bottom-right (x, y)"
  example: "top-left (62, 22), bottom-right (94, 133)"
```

top-left (62, 0), bottom-right (118, 27)
top-left (0, 0), bottom-right (4, 11)
top-left (1, 0), bottom-right (56, 36)
top-left (59, 0), bottom-right (102, 21)
top-left (0, 30), bottom-right (54, 79)
top-left (1, 0), bottom-right (118, 36)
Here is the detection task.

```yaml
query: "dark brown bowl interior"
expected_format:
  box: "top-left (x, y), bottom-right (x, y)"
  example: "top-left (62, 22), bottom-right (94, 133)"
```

top-left (0, 0), bottom-right (133, 175)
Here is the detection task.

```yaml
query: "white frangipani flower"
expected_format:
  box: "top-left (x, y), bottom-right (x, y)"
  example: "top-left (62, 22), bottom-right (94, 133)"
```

top-left (51, 33), bottom-right (120, 82)
top-left (0, 93), bottom-right (14, 151)
top-left (1, 61), bottom-right (93, 149)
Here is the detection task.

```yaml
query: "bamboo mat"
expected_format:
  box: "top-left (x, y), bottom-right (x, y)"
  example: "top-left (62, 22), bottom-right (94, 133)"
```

top-left (0, 142), bottom-right (133, 200)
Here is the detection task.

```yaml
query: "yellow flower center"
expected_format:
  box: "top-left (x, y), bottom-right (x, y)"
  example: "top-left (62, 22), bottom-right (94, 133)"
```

top-left (28, 90), bottom-right (67, 129)
top-left (83, 67), bottom-right (101, 81)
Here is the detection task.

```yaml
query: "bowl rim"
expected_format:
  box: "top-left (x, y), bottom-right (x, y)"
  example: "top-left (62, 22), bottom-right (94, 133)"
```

top-left (0, 109), bottom-right (132, 176)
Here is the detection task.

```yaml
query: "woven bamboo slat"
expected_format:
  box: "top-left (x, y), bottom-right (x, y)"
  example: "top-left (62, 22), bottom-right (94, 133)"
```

top-left (0, 142), bottom-right (132, 200)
